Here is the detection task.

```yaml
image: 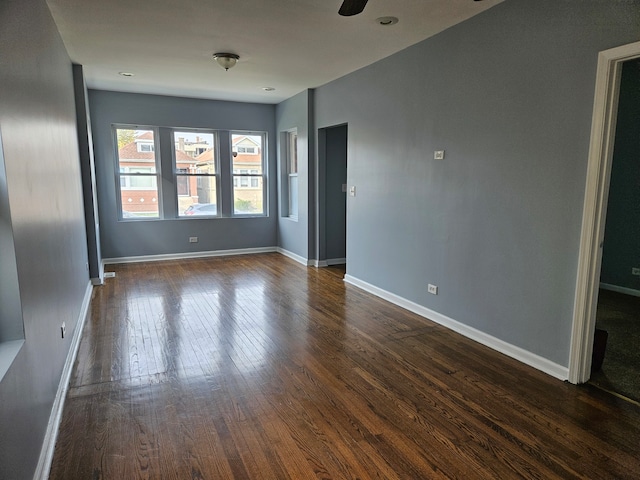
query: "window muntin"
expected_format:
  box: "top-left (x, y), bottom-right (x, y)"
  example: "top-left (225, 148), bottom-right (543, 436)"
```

top-left (115, 127), bottom-right (160, 219)
top-left (232, 133), bottom-right (266, 216)
top-left (174, 131), bottom-right (217, 217)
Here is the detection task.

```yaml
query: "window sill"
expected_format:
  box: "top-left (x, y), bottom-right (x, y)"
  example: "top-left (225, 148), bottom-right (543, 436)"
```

top-left (0, 339), bottom-right (24, 381)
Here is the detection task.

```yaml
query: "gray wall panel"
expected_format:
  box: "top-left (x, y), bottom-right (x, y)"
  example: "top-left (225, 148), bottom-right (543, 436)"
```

top-left (313, 0), bottom-right (640, 366)
top-left (0, 0), bottom-right (90, 477)
top-left (89, 90), bottom-right (277, 258)
top-left (276, 90), bottom-right (311, 259)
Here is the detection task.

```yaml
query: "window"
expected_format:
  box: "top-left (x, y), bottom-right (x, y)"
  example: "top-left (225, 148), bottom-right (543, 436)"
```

top-left (232, 133), bottom-right (266, 215)
top-left (287, 130), bottom-right (298, 218)
top-left (236, 145), bottom-right (257, 154)
top-left (173, 131), bottom-right (217, 217)
top-left (138, 143), bottom-right (154, 152)
top-left (115, 127), bottom-right (160, 219)
top-left (113, 127), bottom-right (267, 220)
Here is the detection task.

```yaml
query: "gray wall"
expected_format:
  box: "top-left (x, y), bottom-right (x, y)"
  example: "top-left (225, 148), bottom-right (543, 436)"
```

top-left (601, 59), bottom-right (640, 290)
top-left (0, 0), bottom-right (90, 477)
top-left (276, 90), bottom-right (312, 259)
top-left (313, 0), bottom-right (640, 366)
top-left (89, 90), bottom-right (277, 259)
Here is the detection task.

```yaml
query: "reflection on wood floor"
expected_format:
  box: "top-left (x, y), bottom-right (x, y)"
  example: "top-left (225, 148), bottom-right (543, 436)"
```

top-left (50, 253), bottom-right (640, 479)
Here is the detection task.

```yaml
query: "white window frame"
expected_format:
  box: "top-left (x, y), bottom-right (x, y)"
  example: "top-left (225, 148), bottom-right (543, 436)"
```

top-left (286, 130), bottom-right (298, 219)
top-left (173, 130), bottom-right (219, 218)
top-left (231, 132), bottom-right (267, 217)
top-left (114, 125), bottom-right (162, 220)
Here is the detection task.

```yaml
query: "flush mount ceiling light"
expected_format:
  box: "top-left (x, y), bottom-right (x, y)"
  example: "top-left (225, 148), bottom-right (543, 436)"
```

top-left (118, 71), bottom-right (134, 77)
top-left (212, 53), bottom-right (240, 71)
top-left (376, 16), bottom-right (398, 26)
top-left (262, 87), bottom-right (275, 92)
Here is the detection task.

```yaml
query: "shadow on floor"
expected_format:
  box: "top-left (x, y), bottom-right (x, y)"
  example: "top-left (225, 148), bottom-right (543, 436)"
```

top-left (590, 289), bottom-right (640, 404)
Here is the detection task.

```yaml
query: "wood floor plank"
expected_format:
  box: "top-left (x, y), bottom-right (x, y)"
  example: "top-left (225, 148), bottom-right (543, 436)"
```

top-left (49, 253), bottom-right (640, 479)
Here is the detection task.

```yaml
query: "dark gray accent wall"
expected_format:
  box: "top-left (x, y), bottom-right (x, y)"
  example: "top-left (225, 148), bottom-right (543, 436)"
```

top-left (600, 59), bottom-right (640, 290)
top-left (0, 0), bottom-right (90, 477)
top-left (324, 125), bottom-right (347, 261)
top-left (313, 0), bottom-right (640, 366)
top-left (276, 90), bottom-right (312, 259)
top-left (73, 65), bottom-right (102, 283)
top-left (89, 90), bottom-right (277, 259)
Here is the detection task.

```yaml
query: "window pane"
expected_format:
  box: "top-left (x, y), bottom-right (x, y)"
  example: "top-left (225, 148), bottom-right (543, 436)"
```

top-left (117, 129), bottom-right (156, 171)
top-left (174, 131), bottom-right (217, 216)
top-left (289, 175), bottom-right (298, 218)
top-left (179, 175), bottom-right (217, 217)
top-left (120, 176), bottom-right (159, 218)
top-left (174, 132), bottom-right (215, 170)
top-left (116, 128), bottom-right (159, 219)
top-left (288, 132), bottom-right (298, 174)
top-left (233, 176), bottom-right (263, 214)
top-left (232, 133), bottom-right (264, 215)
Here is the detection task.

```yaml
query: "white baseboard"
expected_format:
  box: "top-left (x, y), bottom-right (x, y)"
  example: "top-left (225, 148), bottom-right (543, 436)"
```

top-left (344, 274), bottom-right (569, 381)
top-left (33, 281), bottom-right (93, 480)
top-left (104, 247), bottom-right (278, 265)
top-left (277, 247), bottom-right (312, 266)
top-left (599, 282), bottom-right (640, 298)
top-left (310, 258), bottom-right (346, 268)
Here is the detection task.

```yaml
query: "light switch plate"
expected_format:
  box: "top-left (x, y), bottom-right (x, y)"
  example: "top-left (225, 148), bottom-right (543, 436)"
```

top-left (434, 150), bottom-right (445, 160)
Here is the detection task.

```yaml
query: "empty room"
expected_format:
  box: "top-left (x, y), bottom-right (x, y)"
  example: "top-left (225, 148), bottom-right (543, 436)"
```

top-left (1, 0), bottom-right (640, 478)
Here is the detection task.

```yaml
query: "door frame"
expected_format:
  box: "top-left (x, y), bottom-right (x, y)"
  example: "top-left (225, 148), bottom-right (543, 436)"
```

top-left (569, 41), bottom-right (640, 384)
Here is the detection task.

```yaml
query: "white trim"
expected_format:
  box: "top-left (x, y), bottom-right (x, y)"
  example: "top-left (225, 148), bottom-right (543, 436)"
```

top-left (569, 41), bottom-right (640, 385)
top-left (599, 282), bottom-right (640, 298)
top-left (276, 247), bottom-right (312, 266)
top-left (104, 247), bottom-right (277, 265)
top-left (345, 275), bottom-right (569, 381)
top-left (311, 258), bottom-right (347, 268)
top-left (33, 281), bottom-right (93, 480)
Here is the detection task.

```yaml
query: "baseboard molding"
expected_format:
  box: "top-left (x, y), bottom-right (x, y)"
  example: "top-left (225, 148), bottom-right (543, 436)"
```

top-left (310, 258), bottom-right (346, 268)
top-left (91, 261), bottom-right (106, 285)
top-left (104, 247), bottom-right (278, 265)
top-left (277, 247), bottom-right (312, 266)
top-left (599, 282), bottom-right (640, 298)
top-left (344, 274), bottom-right (569, 381)
top-left (33, 281), bottom-right (93, 480)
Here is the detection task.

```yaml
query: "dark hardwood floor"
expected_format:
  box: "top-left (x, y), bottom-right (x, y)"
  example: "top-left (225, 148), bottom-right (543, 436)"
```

top-left (49, 253), bottom-right (640, 479)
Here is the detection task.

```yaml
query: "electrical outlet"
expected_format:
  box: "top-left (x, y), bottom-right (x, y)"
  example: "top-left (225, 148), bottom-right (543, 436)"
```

top-left (428, 284), bottom-right (438, 295)
top-left (434, 150), bottom-right (445, 160)
top-left (189, 236), bottom-right (198, 243)
top-left (61, 322), bottom-right (66, 339)
top-left (632, 267), bottom-right (640, 276)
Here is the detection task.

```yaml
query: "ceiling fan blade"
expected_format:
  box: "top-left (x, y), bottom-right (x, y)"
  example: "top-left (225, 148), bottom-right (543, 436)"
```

top-left (339, 0), bottom-right (369, 16)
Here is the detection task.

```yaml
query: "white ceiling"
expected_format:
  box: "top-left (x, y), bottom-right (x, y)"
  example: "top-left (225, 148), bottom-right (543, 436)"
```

top-left (46, 0), bottom-right (503, 104)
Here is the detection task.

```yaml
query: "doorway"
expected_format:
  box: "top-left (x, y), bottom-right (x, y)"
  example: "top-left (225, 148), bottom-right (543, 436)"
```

top-left (588, 58), bottom-right (640, 403)
top-left (317, 124), bottom-right (348, 267)
top-left (569, 41), bottom-right (640, 386)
